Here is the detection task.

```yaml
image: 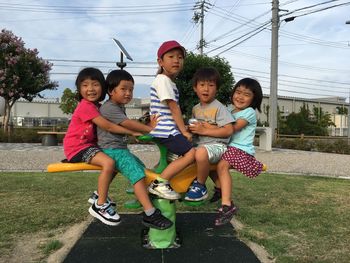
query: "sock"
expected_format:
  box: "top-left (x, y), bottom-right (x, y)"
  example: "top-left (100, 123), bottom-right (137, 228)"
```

top-left (145, 207), bottom-right (156, 216)
top-left (156, 176), bottom-right (168, 183)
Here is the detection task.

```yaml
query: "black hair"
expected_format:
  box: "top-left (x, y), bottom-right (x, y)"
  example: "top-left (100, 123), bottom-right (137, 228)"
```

top-left (75, 67), bottom-right (106, 101)
top-left (105, 70), bottom-right (134, 95)
top-left (192, 67), bottom-right (221, 88)
top-left (232, 78), bottom-right (263, 112)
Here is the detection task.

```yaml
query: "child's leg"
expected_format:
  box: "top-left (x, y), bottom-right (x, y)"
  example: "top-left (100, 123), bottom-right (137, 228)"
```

top-left (161, 148), bottom-right (195, 180)
top-left (215, 159), bottom-right (237, 226)
top-left (194, 146), bottom-right (210, 184)
top-left (133, 179), bottom-right (154, 211)
top-left (217, 159), bottom-right (232, 206)
top-left (90, 152), bottom-right (115, 205)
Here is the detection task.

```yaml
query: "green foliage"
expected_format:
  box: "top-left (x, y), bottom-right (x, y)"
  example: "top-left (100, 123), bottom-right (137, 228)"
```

top-left (59, 88), bottom-right (78, 115)
top-left (279, 103), bottom-right (334, 136)
top-left (0, 29), bottom-right (58, 133)
top-left (175, 52), bottom-right (235, 118)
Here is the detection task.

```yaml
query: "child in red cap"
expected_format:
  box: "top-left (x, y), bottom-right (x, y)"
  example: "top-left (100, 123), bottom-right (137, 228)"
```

top-left (148, 40), bottom-right (195, 200)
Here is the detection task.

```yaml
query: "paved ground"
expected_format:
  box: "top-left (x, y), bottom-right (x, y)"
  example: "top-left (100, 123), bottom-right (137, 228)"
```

top-left (1, 143), bottom-right (349, 179)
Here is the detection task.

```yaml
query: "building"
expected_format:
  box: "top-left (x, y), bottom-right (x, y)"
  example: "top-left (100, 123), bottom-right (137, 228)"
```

top-left (0, 96), bottom-right (349, 135)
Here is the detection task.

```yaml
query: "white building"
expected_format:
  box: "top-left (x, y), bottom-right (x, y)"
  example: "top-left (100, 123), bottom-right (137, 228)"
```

top-left (0, 96), bottom-right (349, 135)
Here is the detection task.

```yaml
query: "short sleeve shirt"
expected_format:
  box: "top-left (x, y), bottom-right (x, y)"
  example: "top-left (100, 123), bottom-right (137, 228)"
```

top-left (63, 99), bottom-right (100, 160)
top-left (97, 100), bottom-right (129, 149)
top-left (192, 99), bottom-right (234, 145)
top-left (149, 74), bottom-right (181, 138)
top-left (229, 107), bottom-right (257, 155)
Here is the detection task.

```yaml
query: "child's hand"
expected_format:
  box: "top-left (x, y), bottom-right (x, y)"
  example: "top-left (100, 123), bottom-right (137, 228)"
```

top-left (201, 122), bottom-right (217, 129)
top-left (148, 114), bottom-right (159, 129)
top-left (188, 122), bottom-right (206, 135)
top-left (183, 131), bottom-right (193, 142)
top-left (132, 131), bottom-right (143, 137)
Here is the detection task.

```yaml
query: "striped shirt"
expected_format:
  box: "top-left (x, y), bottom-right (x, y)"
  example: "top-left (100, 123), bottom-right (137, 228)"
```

top-left (149, 74), bottom-right (180, 138)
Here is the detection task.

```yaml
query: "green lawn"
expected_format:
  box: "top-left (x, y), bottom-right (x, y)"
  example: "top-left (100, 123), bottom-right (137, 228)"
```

top-left (0, 172), bottom-right (349, 263)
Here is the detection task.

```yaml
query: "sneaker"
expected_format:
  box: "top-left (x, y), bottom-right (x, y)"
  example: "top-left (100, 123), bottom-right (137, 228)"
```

top-left (184, 180), bottom-right (208, 201)
top-left (209, 187), bottom-right (222, 203)
top-left (148, 180), bottom-right (181, 200)
top-left (142, 209), bottom-right (173, 230)
top-left (88, 201), bottom-right (121, 226)
top-left (215, 202), bottom-right (238, 226)
top-left (88, 191), bottom-right (116, 207)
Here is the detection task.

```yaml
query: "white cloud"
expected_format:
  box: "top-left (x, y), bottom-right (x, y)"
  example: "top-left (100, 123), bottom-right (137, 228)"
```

top-left (1, 0), bottom-right (350, 100)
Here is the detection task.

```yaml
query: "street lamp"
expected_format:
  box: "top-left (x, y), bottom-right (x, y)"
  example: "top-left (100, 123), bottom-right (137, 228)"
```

top-left (112, 38), bottom-right (133, 70)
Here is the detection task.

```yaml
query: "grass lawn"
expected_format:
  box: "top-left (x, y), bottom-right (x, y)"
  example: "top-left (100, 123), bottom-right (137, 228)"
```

top-left (0, 171), bottom-right (349, 263)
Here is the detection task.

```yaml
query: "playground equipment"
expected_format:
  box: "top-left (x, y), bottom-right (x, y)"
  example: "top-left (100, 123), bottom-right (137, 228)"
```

top-left (47, 135), bottom-right (267, 249)
top-left (47, 135), bottom-right (217, 249)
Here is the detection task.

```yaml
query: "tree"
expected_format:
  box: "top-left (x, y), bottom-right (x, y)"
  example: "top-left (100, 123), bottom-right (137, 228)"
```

top-left (279, 104), bottom-right (334, 136)
top-left (0, 29), bottom-right (57, 133)
top-left (59, 88), bottom-right (78, 115)
top-left (175, 52), bottom-right (235, 118)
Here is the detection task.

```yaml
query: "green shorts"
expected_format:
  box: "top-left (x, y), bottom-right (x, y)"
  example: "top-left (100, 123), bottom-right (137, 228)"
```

top-left (103, 148), bottom-right (145, 185)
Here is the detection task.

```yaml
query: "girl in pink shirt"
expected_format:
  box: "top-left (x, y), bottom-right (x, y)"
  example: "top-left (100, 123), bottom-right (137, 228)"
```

top-left (63, 67), bottom-right (138, 226)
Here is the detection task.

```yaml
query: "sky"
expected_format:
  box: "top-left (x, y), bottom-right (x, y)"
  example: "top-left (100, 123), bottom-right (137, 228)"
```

top-left (1, 0), bottom-right (350, 101)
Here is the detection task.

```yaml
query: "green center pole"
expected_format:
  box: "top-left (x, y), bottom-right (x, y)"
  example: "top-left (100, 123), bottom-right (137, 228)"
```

top-left (148, 198), bottom-right (177, 248)
top-left (137, 135), bottom-right (179, 248)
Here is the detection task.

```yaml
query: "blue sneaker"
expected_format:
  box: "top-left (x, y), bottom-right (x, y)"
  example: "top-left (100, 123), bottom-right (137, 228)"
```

top-left (184, 180), bottom-right (208, 201)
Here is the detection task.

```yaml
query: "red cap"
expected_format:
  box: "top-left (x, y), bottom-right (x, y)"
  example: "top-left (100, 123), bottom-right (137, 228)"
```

top-left (157, 40), bottom-right (186, 59)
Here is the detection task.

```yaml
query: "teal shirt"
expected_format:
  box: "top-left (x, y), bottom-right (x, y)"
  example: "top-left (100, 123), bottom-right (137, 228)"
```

top-left (228, 107), bottom-right (257, 155)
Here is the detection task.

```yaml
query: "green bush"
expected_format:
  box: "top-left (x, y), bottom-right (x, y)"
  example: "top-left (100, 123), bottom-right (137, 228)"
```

top-left (274, 138), bottom-right (350, 154)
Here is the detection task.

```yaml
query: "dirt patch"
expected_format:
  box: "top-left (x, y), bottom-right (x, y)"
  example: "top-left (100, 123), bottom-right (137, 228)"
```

top-left (231, 218), bottom-right (275, 263)
top-left (0, 217), bottom-right (92, 263)
top-left (47, 217), bottom-right (93, 263)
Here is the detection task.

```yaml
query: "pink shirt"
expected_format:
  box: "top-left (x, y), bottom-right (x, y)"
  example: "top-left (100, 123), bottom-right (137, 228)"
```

top-left (63, 99), bottom-right (100, 160)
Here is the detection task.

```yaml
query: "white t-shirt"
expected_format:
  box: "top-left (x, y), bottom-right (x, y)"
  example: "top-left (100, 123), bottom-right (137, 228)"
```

top-left (149, 74), bottom-right (181, 138)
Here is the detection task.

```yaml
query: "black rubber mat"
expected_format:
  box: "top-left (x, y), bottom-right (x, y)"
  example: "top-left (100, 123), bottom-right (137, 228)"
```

top-left (63, 213), bottom-right (260, 263)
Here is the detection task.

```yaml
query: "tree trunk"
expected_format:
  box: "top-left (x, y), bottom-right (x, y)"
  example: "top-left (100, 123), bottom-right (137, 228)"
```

top-left (3, 99), bottom-right (12, 134)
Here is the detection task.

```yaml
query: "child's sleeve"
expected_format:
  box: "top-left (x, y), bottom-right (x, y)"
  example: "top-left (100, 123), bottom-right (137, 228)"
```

top-left (154, 75), bottom-right (176, 102)
top-left (78, 101), bottom-right (100, 122)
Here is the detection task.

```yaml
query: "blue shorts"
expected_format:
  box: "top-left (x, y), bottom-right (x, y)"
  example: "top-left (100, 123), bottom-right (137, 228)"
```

top-left (103, 148), bottom-right (145, 185)
top-left (156, 134), bottom-right (193, 156)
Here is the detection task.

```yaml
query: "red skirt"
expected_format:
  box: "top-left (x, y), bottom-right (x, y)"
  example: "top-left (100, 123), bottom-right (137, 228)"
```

top-left (221, 146), bottom-right (263, 178)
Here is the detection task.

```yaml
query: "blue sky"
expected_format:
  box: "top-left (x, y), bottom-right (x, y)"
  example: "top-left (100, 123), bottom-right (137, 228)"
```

top-left (1, 0), bottom-right (350, 101)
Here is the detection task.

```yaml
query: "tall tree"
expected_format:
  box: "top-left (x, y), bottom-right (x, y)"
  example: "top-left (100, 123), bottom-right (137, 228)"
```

top-left (175, 52), bottom-right (235, 118)
top-left (0, 29), bottom-right (57, 133)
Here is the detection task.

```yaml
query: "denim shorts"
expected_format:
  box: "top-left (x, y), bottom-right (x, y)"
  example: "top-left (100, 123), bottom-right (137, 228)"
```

top-left (103, 148), bottom-right (145, 185)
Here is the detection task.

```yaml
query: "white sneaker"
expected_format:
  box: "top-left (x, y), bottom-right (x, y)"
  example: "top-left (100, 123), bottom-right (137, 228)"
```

top-left (148, 180), bottom-right (181, 200)
top-left (88, 191), bottom-right (116, 207)
top-left (88, 201), bottom-right (121, 226)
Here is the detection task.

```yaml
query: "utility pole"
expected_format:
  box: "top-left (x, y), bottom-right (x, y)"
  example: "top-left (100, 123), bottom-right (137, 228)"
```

top-left (348, 89), bottom-right (350, 141)
top-left (269, 0), bottom-right (279, 141)
top-left (199, 0), bottom-right (205, 55)
top-left (193, 0), bottom-right (210, 55)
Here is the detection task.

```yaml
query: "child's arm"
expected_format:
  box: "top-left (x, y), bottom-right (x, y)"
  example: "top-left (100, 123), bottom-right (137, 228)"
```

top-left (119, 118), bottom-right (154, 134)
top-left (232, 118), bottom-right (248, 132)
top-left (189, 122), bottom-right (234, 138)
top-left (167, 100), bottom-right (192, 141)
top-left (92, 115), bottom-right (142, 137)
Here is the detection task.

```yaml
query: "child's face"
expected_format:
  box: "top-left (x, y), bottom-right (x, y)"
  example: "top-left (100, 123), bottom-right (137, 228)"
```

top-left (157, 49), bottom-right (184, 79)
top-left (193, 80), bottom-right (217, 105)
top-left (232, 85), bottom-right (254, 111)
top-left (79, 78), bottom-right (102, 102)
top-left (109, 80), bottom-right (134, 105)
